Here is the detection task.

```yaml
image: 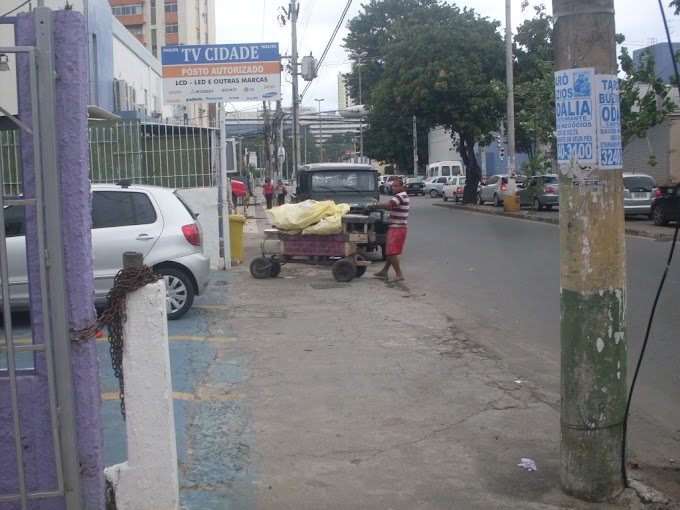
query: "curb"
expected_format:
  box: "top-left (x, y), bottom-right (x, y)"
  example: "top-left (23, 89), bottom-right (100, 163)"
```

top-left (432, 202), bottom-right (678, 241)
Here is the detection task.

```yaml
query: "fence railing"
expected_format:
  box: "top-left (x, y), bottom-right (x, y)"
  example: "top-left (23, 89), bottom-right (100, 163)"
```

top-left (1, 120), bottom-right (218, 194)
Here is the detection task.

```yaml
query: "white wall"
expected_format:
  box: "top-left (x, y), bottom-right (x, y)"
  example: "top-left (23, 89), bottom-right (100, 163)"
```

top-left (111, 19), bottom-right (162, 117)
top-left (428, 126), bottom-right (464, 165)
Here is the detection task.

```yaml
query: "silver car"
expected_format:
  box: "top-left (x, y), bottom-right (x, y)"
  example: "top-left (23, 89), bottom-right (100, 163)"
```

top-left (423, 176), bottom-right (452, 198)
top-left (517, 174), bottom-right (560, 211)
top-left (623, 173), bottom-right (657, 217)
top-left (3, 183), bottom-right (210, 320)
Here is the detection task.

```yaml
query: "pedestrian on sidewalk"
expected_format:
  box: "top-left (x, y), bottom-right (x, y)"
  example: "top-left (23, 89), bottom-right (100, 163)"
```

top-left (275, 179), bottom-right (287, 206)
top-left (370, 177), bottom-right (409, 283)
top-left (263, 178), bottom-right (274, 209)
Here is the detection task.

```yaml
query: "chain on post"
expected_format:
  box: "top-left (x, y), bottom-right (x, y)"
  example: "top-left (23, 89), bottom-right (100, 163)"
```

top-left (72, 265), bottom-right (161, 420)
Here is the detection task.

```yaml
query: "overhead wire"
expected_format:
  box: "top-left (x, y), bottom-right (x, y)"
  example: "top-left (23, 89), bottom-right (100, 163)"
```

top-left (620, 0), bottom-right (680, 487)
top-left (300, 0), bottom-right (353, 102)
top-left (1, 0), bottom-right (32, 17)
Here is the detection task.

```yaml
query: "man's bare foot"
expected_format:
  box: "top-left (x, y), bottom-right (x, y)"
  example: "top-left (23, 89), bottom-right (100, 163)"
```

top-left (387, 276), bottom-right (404, 283)
top-left (373, 272), bottom-right (388, 278)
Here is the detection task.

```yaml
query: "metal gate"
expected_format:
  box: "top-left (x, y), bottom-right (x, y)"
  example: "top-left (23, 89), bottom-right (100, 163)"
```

top-left (0, 9), bottom-right (82, 510)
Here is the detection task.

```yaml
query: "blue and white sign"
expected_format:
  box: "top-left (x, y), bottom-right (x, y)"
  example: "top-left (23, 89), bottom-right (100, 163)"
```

top-left (162, 43), bottom-right (281, 104)
top-left (555, 68), bottom-right (596, 164)
top-left (596, 75), bottom-right (623, 169)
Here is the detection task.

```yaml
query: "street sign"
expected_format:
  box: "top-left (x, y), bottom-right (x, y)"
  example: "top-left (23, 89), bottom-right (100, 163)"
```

top-left (555, 68), bottom-right (596, 164)
top-left (161, 43), bottom-right (281, 105)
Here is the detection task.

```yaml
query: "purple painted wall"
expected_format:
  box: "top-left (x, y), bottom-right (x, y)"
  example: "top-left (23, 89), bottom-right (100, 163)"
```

top-left (0, 10), bottom-right (104, 510)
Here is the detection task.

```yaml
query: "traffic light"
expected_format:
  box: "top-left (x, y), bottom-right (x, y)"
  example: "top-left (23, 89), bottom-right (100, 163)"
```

top-left (499, 147), bottom-right (506, 160)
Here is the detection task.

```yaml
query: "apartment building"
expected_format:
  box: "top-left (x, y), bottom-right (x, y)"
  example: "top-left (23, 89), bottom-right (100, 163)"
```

top-left (109, 0), bottom-right (217, 126)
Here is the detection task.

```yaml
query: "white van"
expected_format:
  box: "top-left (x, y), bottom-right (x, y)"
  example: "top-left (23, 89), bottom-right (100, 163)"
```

top-left (427, 160), bottom-right (464, 179)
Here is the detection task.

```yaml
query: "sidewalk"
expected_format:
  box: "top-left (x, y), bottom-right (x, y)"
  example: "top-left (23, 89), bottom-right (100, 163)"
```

top-left (206, 199), bottom-right (677, 509)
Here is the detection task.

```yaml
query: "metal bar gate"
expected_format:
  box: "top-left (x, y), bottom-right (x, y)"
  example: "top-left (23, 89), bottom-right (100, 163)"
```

top-left (0, 9), bottom-right (82, 510)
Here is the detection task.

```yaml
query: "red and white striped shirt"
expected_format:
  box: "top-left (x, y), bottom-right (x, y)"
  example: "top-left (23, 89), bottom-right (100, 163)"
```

top-left (388, 191), bottom-right (410, 227)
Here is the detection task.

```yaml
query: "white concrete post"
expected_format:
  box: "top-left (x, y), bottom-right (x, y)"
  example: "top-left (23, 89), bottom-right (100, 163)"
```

top-left (104, 280), bottom-right (179, 510)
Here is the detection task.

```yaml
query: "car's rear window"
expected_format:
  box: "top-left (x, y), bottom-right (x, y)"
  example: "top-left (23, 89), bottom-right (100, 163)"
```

top-left (174, 191), bottom-right (199, 219)
top-left (92, 191), bottom-right (157, 229)
top-left (624, 175), bottom-right (656, 191)
top-left (544, 176), bottom-right (558, 184)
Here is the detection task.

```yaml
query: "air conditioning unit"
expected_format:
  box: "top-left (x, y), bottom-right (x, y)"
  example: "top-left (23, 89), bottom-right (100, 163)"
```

top-left (113, 78), bottom-right (129, 111)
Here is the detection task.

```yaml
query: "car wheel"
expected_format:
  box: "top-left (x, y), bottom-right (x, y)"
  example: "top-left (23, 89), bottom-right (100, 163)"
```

top-left (270, 261), bottom-right (282, 277)
top-left (430, 189), bottom-right (439, 198)
top-left (652, 204), bottom-right (668, 226)
top-left (158, 267), bottom-right (195, 320)
top-left (443, 193), bottom-right (449, 202)
top-left (477, 193), bottom-right (484, 205)
top-left (332, 259), bottom-right (356, 282)
top-left (532, 196), bottom-right (544, 211)
top-left (355, 255), bottom-right (367, 278)
top-left (250, 257), bottom-right (272, 279)
top-left (493, 194), bottom-right (501, 207)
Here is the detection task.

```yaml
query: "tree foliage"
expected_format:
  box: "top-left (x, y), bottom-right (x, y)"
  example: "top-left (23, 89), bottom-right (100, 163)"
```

top-left (344, 0), bottom-right (506, 202)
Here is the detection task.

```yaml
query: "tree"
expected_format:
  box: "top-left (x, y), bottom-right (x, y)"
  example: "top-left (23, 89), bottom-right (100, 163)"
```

top-left (618, 44), bottom-right (676, 155)
top-left (344, 0), bottom-right (506, 202)
top-left (513, 3), bottom-right (555, 161)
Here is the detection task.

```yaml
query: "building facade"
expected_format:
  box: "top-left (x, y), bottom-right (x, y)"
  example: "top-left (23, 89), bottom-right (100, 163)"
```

top-left (109, 0), bottom-right (217, 126)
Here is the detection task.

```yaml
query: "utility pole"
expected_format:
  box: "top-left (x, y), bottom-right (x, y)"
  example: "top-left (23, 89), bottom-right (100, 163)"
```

top-left (315, 98), bottom-right (324, 162)
top-left (505, 0), bottom-right (516, 178)
top-left (287, 2), bottom-right (301, 178)
top-left (553, 0), bottom-right (626, 502)
top-left (262, 102), bottom-right (271, 178)
top-left (412, 115), bottom-right (418, 176)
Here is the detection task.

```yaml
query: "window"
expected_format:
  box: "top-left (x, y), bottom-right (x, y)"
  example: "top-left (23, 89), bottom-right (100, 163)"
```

top-left (4, 206), bottom-right (25, 237)
top-left (311, 171), bottom-right (376, 192)
top-left (166, 23), bottom-right (178, 34)
top-left (150, 0), bottom-right (156, 24)
top-left (151, 28), bottom-right (157, 56)
top-left (111, 4), bottom-right (143, 16)
top-left (442, 165), bottom-right (451, 176)
top-left (165, 2), bottom-right (178, 13)
top-left (92, 191), bottom-right (157, 229)
top-left (127, 24), bottom-right (144, 36)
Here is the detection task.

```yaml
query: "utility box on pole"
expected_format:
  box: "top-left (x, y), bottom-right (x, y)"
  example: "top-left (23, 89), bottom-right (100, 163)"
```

top-left (301, 55), bottom-right (318, 81)
top-left (553, 0), bottom-right (626, 502)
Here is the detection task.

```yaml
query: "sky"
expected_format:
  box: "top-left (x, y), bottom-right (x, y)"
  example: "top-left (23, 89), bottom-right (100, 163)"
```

top-left (214, 0), bottom-right (680, 115)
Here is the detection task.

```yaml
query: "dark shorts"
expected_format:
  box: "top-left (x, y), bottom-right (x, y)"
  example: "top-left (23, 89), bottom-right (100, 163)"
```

top-left (386, 227), bottom-right (407, 256)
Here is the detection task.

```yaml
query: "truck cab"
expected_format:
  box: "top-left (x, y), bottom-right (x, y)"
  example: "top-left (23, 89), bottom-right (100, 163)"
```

top-left (293, 163), bottom-right (389, 259)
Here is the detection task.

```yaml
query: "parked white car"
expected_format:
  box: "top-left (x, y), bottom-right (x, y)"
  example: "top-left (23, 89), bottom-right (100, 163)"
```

top-left (442, 176), bottom-right (466, 202)
top-left (2, 182), bottom-right (211, 319)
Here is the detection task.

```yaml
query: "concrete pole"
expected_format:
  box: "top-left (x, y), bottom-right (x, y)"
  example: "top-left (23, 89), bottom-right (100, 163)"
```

top-left (505, 0), bottom-right (516, 179)
top-left (290, 2), bottom-right (301, 177)
top-left (220, 104), bottom-right (231, 270)
top-left (315, 98), bottom-right (324, 161)
top-left (412, 115), bottom-right (418, 176)
top-left (553, 0), bottom-right (626, 501)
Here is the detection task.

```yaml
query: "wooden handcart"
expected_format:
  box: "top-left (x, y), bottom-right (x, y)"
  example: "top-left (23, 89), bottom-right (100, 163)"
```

top-left (249, 214), bottom-right (376, 282)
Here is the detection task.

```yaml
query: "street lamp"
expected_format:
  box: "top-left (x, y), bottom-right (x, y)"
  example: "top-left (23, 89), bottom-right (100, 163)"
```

top-left (351, 51), bottom-right (367, 163)
top-left (315, 98), bottom-right (324, 162)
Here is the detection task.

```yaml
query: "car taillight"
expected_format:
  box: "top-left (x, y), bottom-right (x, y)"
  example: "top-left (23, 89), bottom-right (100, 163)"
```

top-left (182, 223), bottom-right (202, 246)
top-left (501, 185), bottom-right (507, 191)
top-left (545, 186), bottom-right (555, 193)
top-left (656, 188), bottom-right (662, 197)
top-left (456, 187), bottom-right (462, 193)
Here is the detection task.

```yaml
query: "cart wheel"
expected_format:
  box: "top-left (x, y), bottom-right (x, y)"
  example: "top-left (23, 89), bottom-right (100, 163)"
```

top-left (332, 259), bottom-right (356, 282)
top-left (250, 257), bottom-right (272, 279)
top-left (270, 261), bottom-right (282, 277)
top-left (355, 255), bottom-right (367, 278)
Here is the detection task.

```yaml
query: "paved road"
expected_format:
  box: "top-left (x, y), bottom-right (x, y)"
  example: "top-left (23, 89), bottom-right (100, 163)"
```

top-left (398, 195), bottom-right (680, 465)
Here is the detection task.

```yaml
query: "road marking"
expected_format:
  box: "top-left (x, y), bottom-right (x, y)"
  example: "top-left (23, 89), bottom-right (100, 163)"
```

top-left (101, 391), bottom-right (244, 401)
top-left (192, 304), bottom-right (229, 310)
top-left (96, 335), bottom-right (238, 343)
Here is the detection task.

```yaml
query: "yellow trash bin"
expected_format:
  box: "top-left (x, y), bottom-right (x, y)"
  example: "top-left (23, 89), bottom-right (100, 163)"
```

top-left (229, 214), bottom-right (247, 262)
top-left (504, 195), bottom-right (520, 212)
